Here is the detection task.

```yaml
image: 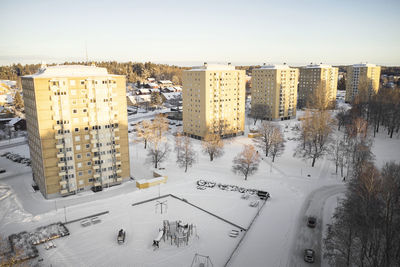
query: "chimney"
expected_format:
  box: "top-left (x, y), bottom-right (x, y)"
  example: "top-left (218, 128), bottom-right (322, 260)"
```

top-left (228, 62), bottom-right (231, 66)
top-left (283, 62), bottom-right (286, 65)
top-left (204, 62), bottom-right (208, 67)
top-left (263, 63), bottom-right (266, 66)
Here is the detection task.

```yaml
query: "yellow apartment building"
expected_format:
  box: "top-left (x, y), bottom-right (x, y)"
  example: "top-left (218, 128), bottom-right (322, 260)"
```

top-left (22, 65), bottom-right (130, 199)
top-left (182, 63), bottom-right (245, 139)
top-left (298, 64), bottom-right (338, 109)
top-left (251, 64), bottom-right (298, 120)
top-left (345, 63), bottom-right (381, 102)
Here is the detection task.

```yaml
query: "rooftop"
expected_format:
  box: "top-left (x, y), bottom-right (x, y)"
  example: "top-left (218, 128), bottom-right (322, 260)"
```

top-left (352, 63), bottom-right (378, 68)
top-left (305, 64), bottom-right (333, 69)
top-left (23, 65), bottom-right (117, 78)
top-left (189, 63), bottom-right (236, 71)
top-left (258, 64), bottom-right (292, 70)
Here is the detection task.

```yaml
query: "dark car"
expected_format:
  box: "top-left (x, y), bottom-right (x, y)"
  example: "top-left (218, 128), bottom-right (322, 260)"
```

top-left (304, 249), bottom-right (315, 263)
top-left (0, 169), bottom-right (6, 173)
top-left (307, 217), bottom-right (317, 228)
top-left (1, 152), bottom-right (10, 157)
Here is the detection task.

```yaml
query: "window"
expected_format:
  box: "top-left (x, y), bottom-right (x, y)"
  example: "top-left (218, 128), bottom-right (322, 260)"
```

top-left (77, 154), bottom-right (82, 159)
top-left (86, 152), bottom-right (91, 157)
top-left (77, 162), bottom-right (82, 168)
top-left (88, 170), bottom-right (92, 175)
top-left (75, 128), bottom-right (79, 132)
top-left (85, 144), bottom-right (90, 149)
top-left (85, 135), bottom-right (90, 140)
top-left (87, 161), bottom-right (91, 166)
top-left (76, 145), bottom-right (81, 150)
top-left (78, 171), bottom-right (83, 176)
top-left (70, 80), bottom-right (76, 86)
top-left (71, 90), bottom-right (77, 95)
top-left (73, 109), bottom-right (77, 114)
top-left (75, 136), bottom-right (80, 142)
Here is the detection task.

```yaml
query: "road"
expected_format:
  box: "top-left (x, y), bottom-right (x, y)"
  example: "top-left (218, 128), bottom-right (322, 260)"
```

top-left (0, 139), bottom-right (27, 149)
top-left (288, 184), bottom-right (346, 267)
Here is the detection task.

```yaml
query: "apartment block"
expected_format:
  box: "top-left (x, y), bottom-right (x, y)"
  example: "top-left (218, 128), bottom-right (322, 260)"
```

top-left (182, 63), bottom-right (245, 139)
top-left (251, 64), bottom-right (298, 120)
top-left (22, 65), bottom-right (130, 199)
top-left (298, 64), bottom-right (338, 108)
top-left (345, 63), bottom-right (381, 102)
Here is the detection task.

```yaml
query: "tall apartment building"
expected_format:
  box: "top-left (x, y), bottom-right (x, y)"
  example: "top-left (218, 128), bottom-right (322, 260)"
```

top-left (251, 64), bottom-right (299, 120)
top-left (182, 63), bottom-right (245, 139)
top-left (22, 65), bottom-right (130, 199)
top-left (298, 64), bottom-right (338, 109)
top-left (345, 63), bottom-right (381, 103)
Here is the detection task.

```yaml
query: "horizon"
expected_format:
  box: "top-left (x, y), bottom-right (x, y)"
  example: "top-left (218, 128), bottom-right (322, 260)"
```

top-left (1, 0), bottom-right (400, 66)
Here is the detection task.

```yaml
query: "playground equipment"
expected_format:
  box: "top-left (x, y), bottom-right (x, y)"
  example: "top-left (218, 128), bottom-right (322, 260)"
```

top-left (152, 220), bottom-right (198, 249)
top-left (190, 253), bottom-right (214, 267)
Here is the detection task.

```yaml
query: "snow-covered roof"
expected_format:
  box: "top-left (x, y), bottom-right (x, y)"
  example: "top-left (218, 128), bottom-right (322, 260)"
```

top-left (148, 82), bottom-right (159, 87)
top-left (159, 80), bottom-right (172, 84)
top-left (149, 89), bottom-right (160, 93)
top-left (161, 92), bottom-right (181, 100)
top-left (189, 63), bottom-right (236, 71)
top-left (7, 117), bottom-right (22, 126)
top-left (23, 65), bottom-right (118, 78)
top-left (352, 63), bottom-right (378, 68)
top-left (305, 64), bottom-right (333, 69)
top-left (139, 89), bottom-right (150, 94)
top-left (258, 64), bottom-right (292, 70)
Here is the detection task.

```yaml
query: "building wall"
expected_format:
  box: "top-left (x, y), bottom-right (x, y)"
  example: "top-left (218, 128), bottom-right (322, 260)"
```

top-left (298, 66), bottom-right (338, 108)
top-left (251, 66), bottom-right (298, 120)
top-left (22, 73), bottom-right (129, 199)
top-left (183, 67), bottom-right (245, 138)
top-left (345, 65), bottom-right (381, 102)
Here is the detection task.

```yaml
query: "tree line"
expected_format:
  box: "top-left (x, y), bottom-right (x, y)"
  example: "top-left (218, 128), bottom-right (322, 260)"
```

top-left (0, 61), bottom-right (187, 84)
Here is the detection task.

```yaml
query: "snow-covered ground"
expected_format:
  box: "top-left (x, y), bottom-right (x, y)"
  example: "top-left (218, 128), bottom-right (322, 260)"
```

top-left (0, 107), bottom-right (399, 266)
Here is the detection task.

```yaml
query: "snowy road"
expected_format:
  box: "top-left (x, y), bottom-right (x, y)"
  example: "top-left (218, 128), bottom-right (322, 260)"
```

top-left (0, 139), bottom-right (27, 149)
top-left (288, 184), bottom-right (346, 266)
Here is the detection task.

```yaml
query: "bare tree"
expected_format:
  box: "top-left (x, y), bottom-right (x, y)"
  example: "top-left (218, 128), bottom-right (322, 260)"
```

top-left (330, 137), bottom-right (347, 176)
top-left (202, 131), bottom-right (224, 161)
top-left (253, 121), bottom-right (275, 157)
top-left (294, 110), bottom-right (335, 167)
top-left (135, 120), bottom-right (152, 149)
top-left (269, 126), bottom-right (285, 162)
top-left (232, 144), bottom-right (261, 180)
top-left (250, 104), bottom-right (270, 125)
top-left (175, 134), bottom-right (196, 172)
top-left (146, 114), bottom-right (170, 168)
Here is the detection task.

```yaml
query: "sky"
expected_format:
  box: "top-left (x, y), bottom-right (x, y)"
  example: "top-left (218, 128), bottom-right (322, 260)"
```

top-left (0, 0), bottom-right (399, 66)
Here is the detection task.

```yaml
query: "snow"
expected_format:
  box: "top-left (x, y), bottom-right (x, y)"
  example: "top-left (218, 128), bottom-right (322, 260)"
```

top-left (189, 64), bottom-right (236, 71)
top-left (259, 64), bottom-right (292, 70)
top-left (0, 105), bottom-right (399, 266)
top-left (305, 64), bottom-right (333, 69)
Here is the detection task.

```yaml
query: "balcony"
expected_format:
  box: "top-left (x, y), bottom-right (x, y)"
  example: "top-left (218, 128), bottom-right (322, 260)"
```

top-left (116, 161), bottom-right (122, 165)
top-left (90, 130), bottom-right (97, 135)
top-left (60, 189), bottom-right (68, 194)
top-left (92, 156), bottom-right (99, 161)
top-left (56, 144), bottom-right (64, 149)
top-left (116, 177), bottom-right (123, 182)
top-left (59, 171), bottom-right (66, 176)
top-left (58, 162), bottom-right (65, 167)
top-left (113, 136), bottom-right (120, 141)
top-left (94, 174), bottom-right (100, 178)
top-left (114, 144), bottom-right (120, 149)
top-left (113, 128), bottom-right (119, 132)
top-left (59, 180), bottom-right (67, 186)
top-left (112, 119), bottom-right (118, 124)
top-left (93, 165), bottom-right (100, 170)
top-left (57, 153), bottom-right (64, 158)
top-left (91, 139), bottom-right (98, 144)
top-left (54, 125), bottom-right (61, 130)
top-left (115, 153), bottom-right (121, 157)
top-left (55, 134), bottom-right (64, 140)
top-left (94, 182), bottom-right (101, 186)
top-left (116, 169), bottom-right (122, 174)
top-left (91, 147), bottom-right (99, 153)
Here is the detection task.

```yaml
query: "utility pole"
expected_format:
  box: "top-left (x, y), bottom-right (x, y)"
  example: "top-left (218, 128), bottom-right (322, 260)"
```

top-left (64, 206), bottom-right (67, 223)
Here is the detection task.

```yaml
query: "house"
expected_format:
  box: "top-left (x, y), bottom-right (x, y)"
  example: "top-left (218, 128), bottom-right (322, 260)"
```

top-left (138, 88), bottom-right (151, 95)
top-left (158, 80), bottom-right (173, 89)
top-left (161, 92), bottom-right (182, 103)
top-left (146, 83), bottom-right (159, 89)
top-left (7, 117), bottom-right (26, 131)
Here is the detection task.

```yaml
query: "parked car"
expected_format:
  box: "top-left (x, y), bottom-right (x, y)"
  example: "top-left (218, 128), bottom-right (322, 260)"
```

top-left (0, 169), bottom-right (6, 174)
top-left (304, 249), bottom-right (315, 263)
top-left (117, 229), bottom-right (126, 244)
top-left (307, 217), bottom-right (317, 228)
top-left (1, 152), bottom-right (10, 157)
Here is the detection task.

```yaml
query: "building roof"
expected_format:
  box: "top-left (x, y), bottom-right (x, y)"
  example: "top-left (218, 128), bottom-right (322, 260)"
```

top-left (258, 64), bottom-right (293, 70)
top-left (159, 80), bottom-right (172, 84)
top-left (161, 92), bottom-right (181, 100)
top-left (352, 63), bottom-right (378, 68)
top-left (188, 63), bottom-right (236, 71)
top-left (23, 65), bottom-right (119, 78)
top-left (305, 64), bottom-right (333, 69)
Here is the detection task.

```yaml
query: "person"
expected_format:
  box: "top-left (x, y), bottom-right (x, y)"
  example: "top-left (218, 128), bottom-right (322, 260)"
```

top-left (342, 176), bottom-right (346, 182)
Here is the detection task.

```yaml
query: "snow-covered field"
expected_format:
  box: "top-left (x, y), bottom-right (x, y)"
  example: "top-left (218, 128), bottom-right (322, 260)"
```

top-left (1, 106), bottom-right (399, 266)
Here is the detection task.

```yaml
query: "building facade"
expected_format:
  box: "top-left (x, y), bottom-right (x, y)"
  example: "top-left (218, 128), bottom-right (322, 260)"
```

top-left (251, 64), bottom-right (299, 120)
top-left (182, 63), bottom-right (245, 139)
top-left (22, 65), bottom-right (130, 199)
top-left (345, 63), bottom-right (381, 103)
top-left (298, 64), bottom-right (338, 109)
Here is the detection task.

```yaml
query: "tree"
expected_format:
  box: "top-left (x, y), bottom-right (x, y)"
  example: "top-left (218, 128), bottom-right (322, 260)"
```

top-left (175, 133), bottom-right (196, 172)
top-left (135, 120), bottom-right (152, 149)
top-left (13, 91), bottom-right (24, 109)
top-left (253, 121), bottom-right (274, 157)
top-left (146, 114), bottom-right (170, 168)
top-left (269, 126), bottom-right (285, 162)
top-left (330, 137), bottom-right (347, 176)
top-left (232, 145), bottom-right (261, 180)
top-left (250, 104), bottom-right (270, 125)
top-left (202, 131), bottom-right (224, 161)
top-left (294, 110), bottom-right (335, 167)
top-left (150, 92), bottom-right (163, 108)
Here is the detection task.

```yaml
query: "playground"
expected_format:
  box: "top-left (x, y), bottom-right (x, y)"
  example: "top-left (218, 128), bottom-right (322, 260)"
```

top-left (35, 194), bottom-right (252, 267)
